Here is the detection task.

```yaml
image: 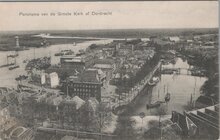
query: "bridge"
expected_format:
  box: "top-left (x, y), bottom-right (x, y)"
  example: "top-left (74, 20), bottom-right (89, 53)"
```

top-left (161, 67), bottom-right (205, 76)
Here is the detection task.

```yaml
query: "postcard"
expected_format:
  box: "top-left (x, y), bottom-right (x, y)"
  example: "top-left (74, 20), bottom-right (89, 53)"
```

top-left (0, 1), bottom-right (218, 140)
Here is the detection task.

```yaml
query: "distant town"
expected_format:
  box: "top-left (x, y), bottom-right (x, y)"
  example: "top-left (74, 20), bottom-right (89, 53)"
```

top-left (0, 29), bottom-right (218, 140)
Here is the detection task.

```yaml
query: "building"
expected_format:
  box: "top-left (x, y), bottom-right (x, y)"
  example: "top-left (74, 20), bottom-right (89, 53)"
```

top-left (63, 69), bottom-right (103, 102)
top-left (185, 104), bottom-right (219, 139)
top-left (60, 54), bottom-right (96, 73)
top-left (102, 47), bottom-right (115, 58)
top-left (169, 36), bottom-right (180, 43)
top-left (49, 72), bottom-right (59, 88)
top-left (60, 55), bottom-right (86, 73)
top-left (9, 126), bottom-right (34, 140)
top-left (171, 111), bottom-right (197, 136)
top-left (93, 59), bottom-right (116, 81)
top-left (0, 106), bottom-right (33, 140)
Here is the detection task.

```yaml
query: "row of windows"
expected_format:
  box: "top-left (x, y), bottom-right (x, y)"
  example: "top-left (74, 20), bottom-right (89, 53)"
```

top-left (71, 88), bottom-right (98, 93)
top-left (69, 83), bottom-right (99, 89)
top-left (72, 92), bottom-right (96, 98)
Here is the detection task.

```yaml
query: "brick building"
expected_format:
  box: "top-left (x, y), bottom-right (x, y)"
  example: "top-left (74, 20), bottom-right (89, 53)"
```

top-left (63, 69), bottom-right (103, 102)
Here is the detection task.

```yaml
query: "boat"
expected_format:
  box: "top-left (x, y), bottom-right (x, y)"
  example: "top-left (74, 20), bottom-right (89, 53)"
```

top-left (148, 80), bottom-right (157, 86)
top-left (165, 93), bottom-right (171, 102)
top-left (9, 64), bottom-right (19, 70)
top-left (164, 85), bottom-right (171, 102)
top-left (0, 63), bottom-right (15, 68)
top-left (0, 56), bottom-right (15, 68)
top-left (15, 75), bottom-right (28, 81)
top-left (54, 49), bottom-right (74, 56)
top-left (76, 49), bottom-right (85, 56)
top-left (146, 101), bottom-right (165, 109)
top-left (148, 77), bottom-right (159, 86)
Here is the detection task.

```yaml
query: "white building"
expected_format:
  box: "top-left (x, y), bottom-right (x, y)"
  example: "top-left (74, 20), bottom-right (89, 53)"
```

top-left (49, 72), bottom-right (59, 88)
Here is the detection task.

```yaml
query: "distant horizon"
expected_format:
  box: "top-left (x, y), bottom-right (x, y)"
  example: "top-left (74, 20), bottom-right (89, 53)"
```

top-left (0, 27), bottom-right (218, 33)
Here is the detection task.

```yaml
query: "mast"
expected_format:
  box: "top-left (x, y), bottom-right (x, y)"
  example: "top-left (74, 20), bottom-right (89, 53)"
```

top-left (6, 56), bottom-right (8, 65)
top-left (190, 93), bottom-right (193, 106)
top-left (164, 85), bottom-right (166, 94)
top-left (158, 89), bottom-right (160, 99)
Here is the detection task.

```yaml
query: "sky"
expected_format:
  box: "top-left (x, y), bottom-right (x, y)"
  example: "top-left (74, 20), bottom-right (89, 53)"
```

top-left (0, 1), bottom-right (218, 31)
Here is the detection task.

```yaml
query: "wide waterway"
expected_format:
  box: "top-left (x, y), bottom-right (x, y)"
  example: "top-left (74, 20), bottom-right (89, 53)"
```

top-left (0, 39), bottom-right (113, 88)
top-left (124, 57), bottom-right (207, 116)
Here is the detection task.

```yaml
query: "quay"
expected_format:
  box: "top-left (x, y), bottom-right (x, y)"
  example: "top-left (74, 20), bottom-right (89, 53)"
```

top-left (112, 61), bottom-right (162, 114)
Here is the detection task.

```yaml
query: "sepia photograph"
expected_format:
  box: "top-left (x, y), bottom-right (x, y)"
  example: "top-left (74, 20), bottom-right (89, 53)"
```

top-left (0, 1), bottom-right (218, 140)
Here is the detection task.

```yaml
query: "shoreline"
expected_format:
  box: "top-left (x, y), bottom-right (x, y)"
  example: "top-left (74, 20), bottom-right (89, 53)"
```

top-left (113, 61), bottom-right (162, 115)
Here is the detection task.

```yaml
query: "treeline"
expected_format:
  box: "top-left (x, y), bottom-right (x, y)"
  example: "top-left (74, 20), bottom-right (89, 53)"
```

top-left (180, 49), bottom-right (219, 102)
top-left (115, 52), bottom-right (160, 93)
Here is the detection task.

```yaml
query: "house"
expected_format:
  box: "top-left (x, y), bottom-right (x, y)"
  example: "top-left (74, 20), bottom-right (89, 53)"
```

top-left (49, 72), bottom-right (59, 88)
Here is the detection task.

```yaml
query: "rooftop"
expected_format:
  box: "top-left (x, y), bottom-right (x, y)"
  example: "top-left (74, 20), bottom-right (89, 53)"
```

top-left (68, 69), bottom-right (101, 84)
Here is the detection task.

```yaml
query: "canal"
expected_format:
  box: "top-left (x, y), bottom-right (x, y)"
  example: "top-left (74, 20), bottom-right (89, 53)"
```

top-left (114, 57), bottom-right (208, 140)
top-left (124, 57), bottom-right (207, 116)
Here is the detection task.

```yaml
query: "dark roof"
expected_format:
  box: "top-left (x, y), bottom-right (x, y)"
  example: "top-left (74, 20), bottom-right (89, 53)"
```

top-left (95, 59), bottom-right (114, 65)
top-left (68, 69), bottom-right (100, 84)
top-left (80, 69), bottom-right (99, 83)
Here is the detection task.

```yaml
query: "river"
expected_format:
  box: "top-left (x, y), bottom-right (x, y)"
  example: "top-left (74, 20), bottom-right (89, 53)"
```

top-left (0, 39), bottom-right (113, 88)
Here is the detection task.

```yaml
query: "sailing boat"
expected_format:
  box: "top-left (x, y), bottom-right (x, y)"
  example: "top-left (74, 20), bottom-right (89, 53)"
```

top-left (164, 85), bottom-right (171, 102)
top-left (0, 56), bottom-right (15, 68)
top-left (8, 57), bottom-right (19, 70)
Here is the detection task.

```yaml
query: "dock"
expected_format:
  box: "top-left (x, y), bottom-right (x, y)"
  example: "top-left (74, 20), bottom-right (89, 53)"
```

top-left (112, 61), bottom-right (162, 112)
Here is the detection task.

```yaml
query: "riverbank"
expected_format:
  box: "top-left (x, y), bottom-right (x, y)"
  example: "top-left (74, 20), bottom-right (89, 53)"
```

top-left (0, 33), bottom-right (98, 51)
top-left (113, 57), bottom-right (208, 139)
top-left (0, 39), bottom-right (113, 88)
top-left (113, 61), bottom-right (161, 114)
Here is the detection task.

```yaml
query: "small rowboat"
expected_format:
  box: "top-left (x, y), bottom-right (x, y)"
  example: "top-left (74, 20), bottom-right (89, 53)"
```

top-left (9, 64), bottom-right (19, 70)
top-left (148, 77), bottom-right (160, 86)
top-left (148, 81), bottom-right (157, 86)
top-left (146, 101), bottom-right (165, 109)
